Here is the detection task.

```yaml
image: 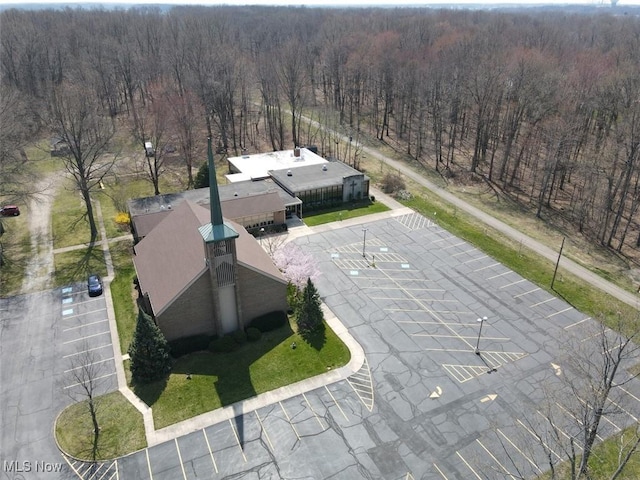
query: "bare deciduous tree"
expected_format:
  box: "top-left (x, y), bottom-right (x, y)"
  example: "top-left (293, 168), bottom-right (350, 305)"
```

top-left (50, 82), bottom-right (116, 242)
top-left (493, 315), bottom-right (640, 480)
top-left (64, 341), bottom-right (110, 461)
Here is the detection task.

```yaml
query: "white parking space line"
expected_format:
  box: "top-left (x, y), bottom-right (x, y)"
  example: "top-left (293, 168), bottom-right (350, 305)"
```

top-left (60, 307), bottom-right (107, 320)
top-left (499, 279), bottom-right (527, 289)
top-left (62, 331), bottom-right (111, 344)
top-left (564, 317), bottom-right (591, 330)
top-left (581, 331), bottom-right (604, 343)
top-left (451, 248), bottom-right (477, 257)
top-left (254, 411), bottom-right (275, 452)
top-left (432, 462), bottom-right (450, 479)
top-left (620, 386), bottom-right (640, 405)
top-left (431, 236), bottom-right (455, 244)
top-left (64, 357), bottom-right (113, 373)
top-left (608, 397), bottom-right (639, 422)
top-left (462, 255), bottom-right (489, 265)
top-left (278, 402), bottom-right (301, 441)
top-left (412, 333), bottom-right (509, 342)
top-left (174, 438), bottom-right (188, 480)
top-left (397, 320), bottom-right (470, 326)
top-left (63, 319), bottom-right (109, 332)
top-left (361, 286), bottom-right (446, 292)
top-left (64, 372), bottom-right (115, 389)
top-left (554, 402), bottom-right (604, 442)
top-left (487, 271), bottom-right (513, 280)
top-left (530, 297), bottom-right (557, 308)
top-left (473, 262), bottom-right (500, 272)
top-left (63, 344), bottom-right (112, 358)
top-left (516, 419), bottom-right (562, 461)
top-left (228, 419), bottom-right (248, 462)
top-left (546, 307), bottom-right (573, 319)
top-left (536, 410), bottom-right (583, 450)
top-left (514, 288), bottom-right (540, 298)
top-left (374, 265), bottom-right (477, 351)
top-left (202, 428), bottom-right (219, 473)
top-left (455, 451), bottom-right (482, 479)
top-left (303, 393), bottom-right (326, 431)
top-left (442, 241), bottom-right (467, 250)
top-left (324, 385), bottom-right (349, 421)
top-left (476, 439), bottom-right (518, 479)
top-left (496, 428), bottom-right (543, 473)
top-left (145, 449), bottom-right (154, 480)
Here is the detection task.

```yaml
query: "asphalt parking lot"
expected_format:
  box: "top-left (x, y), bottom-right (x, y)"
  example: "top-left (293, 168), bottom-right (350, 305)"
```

top-left (81, 212), bottom-right (640, 480)
top-left (1, 282), bottom-right (117, 480)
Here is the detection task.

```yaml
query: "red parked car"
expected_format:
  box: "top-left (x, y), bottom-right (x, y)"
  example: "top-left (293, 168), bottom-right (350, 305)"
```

top-left (0, 205), bottom-right (20, 217)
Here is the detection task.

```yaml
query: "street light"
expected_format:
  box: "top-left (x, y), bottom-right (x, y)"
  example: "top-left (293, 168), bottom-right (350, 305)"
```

top-left (475, 316), bottom-right (488, 355)
top-left (362, 228), bottom-right (368, 258)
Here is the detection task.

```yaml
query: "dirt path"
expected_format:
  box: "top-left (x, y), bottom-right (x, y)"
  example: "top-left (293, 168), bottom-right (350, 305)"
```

top-left (20, 171), bottom-right (64, 294)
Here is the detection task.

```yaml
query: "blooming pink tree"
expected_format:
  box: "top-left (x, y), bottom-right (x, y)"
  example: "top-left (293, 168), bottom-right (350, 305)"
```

top-left (273, 242), bottom-right (320, 290)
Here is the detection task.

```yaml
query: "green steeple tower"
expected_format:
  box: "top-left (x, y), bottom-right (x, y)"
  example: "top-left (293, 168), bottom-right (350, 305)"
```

top-left (198, 137), bottom-right (238, 243)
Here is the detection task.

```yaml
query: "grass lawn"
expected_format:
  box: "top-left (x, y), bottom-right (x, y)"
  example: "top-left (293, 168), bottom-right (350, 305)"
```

top-left (0, 216), bottom-right (30, 297)
top-left (109, 240), bottom-right (137, 354)
top-left (55, 391), bottom-right (146, 461)
top-left (134, 321), bottom-right (350, 429)
top-left (51, 181), bottom-right (95, 249)
top-left (303, 201), bottom-right (390, 227)
top-left (535, 426), bottom-right (640, 480)
top-left (53, 247), bottom-right (107, 288)
top-left (587, 426), bottom-right (640, 479)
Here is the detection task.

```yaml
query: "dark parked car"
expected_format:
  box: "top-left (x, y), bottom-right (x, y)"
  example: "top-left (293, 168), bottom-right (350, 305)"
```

top-left (0, 205), bottom-right (20, 217)
top-left (87, 274), bottom-right (103, 297)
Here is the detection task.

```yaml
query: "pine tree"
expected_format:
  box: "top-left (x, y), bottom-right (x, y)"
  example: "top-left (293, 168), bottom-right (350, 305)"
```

top-left (295, 278), bottom-right (324, 335)
top-left (193, 161), bottom-right (209, 188)
top-left (128, 308), bottom-right (172, 384)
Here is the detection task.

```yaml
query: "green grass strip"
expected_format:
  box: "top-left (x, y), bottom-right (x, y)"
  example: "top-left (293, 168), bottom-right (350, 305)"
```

top-left (55, 391), bottom-right (146, 461)
top-left (303, 201), bottom-right (389, 227)
top-left (135, 321), bottom-right (350, 429)
top-left (402, 193), bottom-right (637, 330)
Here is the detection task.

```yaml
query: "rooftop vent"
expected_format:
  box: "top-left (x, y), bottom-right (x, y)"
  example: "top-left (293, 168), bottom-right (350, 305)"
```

top-left (293, 147), bottom-right (301, 157)
top-left (287, 169), bottom-right (292, 176)
top-left (322, 164), bottom-right (328, 171)
top-left (167, 204), bottom-right (172, 210)
top-left (234, 192), bottom-right (238, 196)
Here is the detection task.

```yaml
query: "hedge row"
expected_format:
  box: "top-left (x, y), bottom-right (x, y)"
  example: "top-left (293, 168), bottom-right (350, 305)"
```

top-left (167, 311), bottom-right (286, 357)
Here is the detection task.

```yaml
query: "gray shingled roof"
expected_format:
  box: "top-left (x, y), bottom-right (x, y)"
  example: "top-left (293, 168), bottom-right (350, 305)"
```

top-left (134, 200), bottom-right (285, 317)
top-left (269, 161), bottom-right (368, 193)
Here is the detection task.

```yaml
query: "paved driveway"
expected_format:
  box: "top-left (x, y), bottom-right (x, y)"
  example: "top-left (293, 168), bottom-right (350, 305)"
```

top-left (1, 284), bottom-right (116, 480)
top-left (94, 212), bottom-right (640, 479)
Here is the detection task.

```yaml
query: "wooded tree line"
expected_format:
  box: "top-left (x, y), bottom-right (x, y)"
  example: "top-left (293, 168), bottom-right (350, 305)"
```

top-left (1, 5), bottom-right (639, 256)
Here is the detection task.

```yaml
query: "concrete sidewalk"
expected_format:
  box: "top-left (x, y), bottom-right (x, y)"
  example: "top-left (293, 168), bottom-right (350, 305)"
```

top-left (146, 303), bottom-right (365, 446)
top-left (93, 187), bottom-right (399, 448)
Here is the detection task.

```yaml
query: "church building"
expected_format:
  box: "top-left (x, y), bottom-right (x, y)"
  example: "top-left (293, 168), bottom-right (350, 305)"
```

top-left (133, 139), bottom-right (288, 341)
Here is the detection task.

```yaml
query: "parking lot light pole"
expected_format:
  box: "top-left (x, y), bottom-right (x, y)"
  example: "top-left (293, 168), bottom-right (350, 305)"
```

top-left (362, 228), bottom-right (368, 258)
top-left (475, 316), bottom-right (488, 355)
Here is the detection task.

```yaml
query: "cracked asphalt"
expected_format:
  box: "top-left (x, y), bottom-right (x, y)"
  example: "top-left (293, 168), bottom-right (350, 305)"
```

top-left (54, 212), bottom-right (640, 480)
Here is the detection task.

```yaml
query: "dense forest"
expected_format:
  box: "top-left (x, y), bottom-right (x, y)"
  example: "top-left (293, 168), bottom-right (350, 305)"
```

top-left (1, 5), bottom-right (639, 260)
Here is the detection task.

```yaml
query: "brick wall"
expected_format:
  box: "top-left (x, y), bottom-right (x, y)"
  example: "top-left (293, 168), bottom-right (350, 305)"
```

top-left (157, 272), bottom-right (216, 341)
top-left (237, 264), bottom-right (288, 324)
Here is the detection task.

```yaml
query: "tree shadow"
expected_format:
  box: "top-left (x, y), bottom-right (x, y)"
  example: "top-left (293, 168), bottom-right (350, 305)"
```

top-left (131, 375), bottom-right (169, 407)
top-left (56, 244), bottom-right (107, 286)
top-left (300, 322), bottom-right (327, 351)
top-left (170, 323), bottom-right (293, 407)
